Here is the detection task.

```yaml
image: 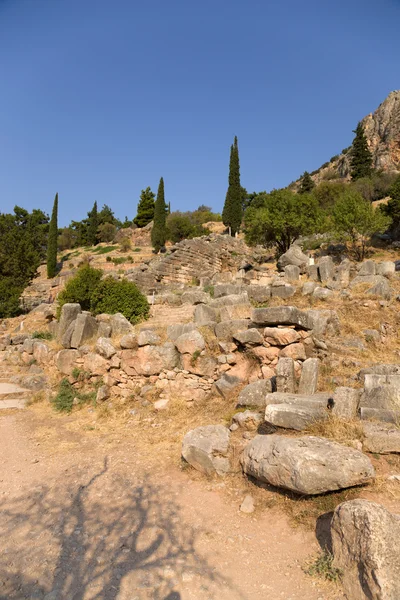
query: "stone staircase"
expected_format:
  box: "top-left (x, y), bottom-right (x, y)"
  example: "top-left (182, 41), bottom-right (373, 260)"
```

top-left (138, 304), bottom-right (195, 329)
top-left (0, 367), bottom-right (32, 409)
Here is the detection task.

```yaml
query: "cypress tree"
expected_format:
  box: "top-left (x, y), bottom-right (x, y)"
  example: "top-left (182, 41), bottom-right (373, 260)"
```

top-left (133, 187), bottom-right (155, 228)
top-left (350, 122), bottom-right (373, 181)
top-left (222, 136), bottom-right (242, 236)
top-left (151, 177), bottom-right (167, 252)
top-left (87, 201), bottom-right (98, 246)
top-left (298, 171), bottom-right (315, 194)
top-left (47, 193), bottom-right (58, 278)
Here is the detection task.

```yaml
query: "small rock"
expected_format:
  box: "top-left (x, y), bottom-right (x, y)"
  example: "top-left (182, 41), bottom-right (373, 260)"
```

top-left (240, 494), bottom-right (255, 513)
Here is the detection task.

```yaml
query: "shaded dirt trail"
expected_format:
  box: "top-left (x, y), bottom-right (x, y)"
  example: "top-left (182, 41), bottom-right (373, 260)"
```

top-left (0, 410), bottom-right (344, 600)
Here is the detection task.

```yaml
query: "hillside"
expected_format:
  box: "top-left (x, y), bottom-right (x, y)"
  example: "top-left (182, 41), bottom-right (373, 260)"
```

top-left (309, 90), bottom-right (400, 184)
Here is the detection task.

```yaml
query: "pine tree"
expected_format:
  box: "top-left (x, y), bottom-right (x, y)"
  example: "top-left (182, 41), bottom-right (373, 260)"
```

top-left (47, 193), bottom-right (58, 278)
top-left (298, 171), bottom-right (315, 194)
top-left (133, 187), bottom-right (155, 228)
top-left (222, 136), bottom-right (242, 236)
top-left (151, 177), bottom-right (167, 252)
top-left (350, 122), bottom-right (373, 181)
top-left (87, 201), bottom-right (98, 246)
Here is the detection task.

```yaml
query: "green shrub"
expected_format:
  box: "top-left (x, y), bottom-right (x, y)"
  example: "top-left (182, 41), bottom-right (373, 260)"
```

top-left (90, 277), bottom-right (149, 324)
top-left (106, 256), bottom-right (112, 262)
top-left (304, 550), bottom-right (341, 582)
top-left (204, 284), bottom-right (215, 297)
top-left (52, 379), bottom-right (75, 413)
top-left (57, 264), bottom-right (103, 317)
top-left (32, 331), bottom-right (53, 340)
top-left (93, 245), bottom-right (118, 254)
top-left (133, 247), bottom-right (141, 252)
top-left (119, 237), bottom-right (132, 252)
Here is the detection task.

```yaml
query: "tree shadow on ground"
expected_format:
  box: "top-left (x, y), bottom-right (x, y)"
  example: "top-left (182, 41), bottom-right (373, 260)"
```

top-left (0, 458), bottom-right (240, 599)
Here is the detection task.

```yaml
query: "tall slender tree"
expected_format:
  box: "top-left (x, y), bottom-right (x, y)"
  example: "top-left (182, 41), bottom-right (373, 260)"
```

top-left (350, 122), bottom-right (373, 181)
top-left (222, 136), bottom-right (242, 236)
top-left (47, 193), bottom-right (58, 278)
top-left (133, 187), bottom-right (155, 228)
top-left (298, 171), bottom-right (315, 194)
top-left (87, 201), bottom-right (98, 246)
top-left (151, 177), bottom-right (167, 252)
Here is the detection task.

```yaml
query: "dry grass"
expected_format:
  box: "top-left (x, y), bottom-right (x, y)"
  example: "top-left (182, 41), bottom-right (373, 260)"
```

top-left (306, 416), bottom-right (364, 445)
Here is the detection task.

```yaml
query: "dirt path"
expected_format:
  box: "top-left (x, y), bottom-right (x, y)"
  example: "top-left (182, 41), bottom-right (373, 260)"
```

top-left (0, 410), bottom-right (344, 600)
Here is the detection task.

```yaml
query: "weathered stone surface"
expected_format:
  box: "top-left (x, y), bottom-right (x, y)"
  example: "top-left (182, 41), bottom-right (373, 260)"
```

top-left (318, 256), bottom-right (334, 283)
top-left (32, 341), bottom-right (51, 364)
top-left (210, 293), bottom-right (249, 309)
top-left (22, 338), bottom-right (35, 354)
top-left (213, 284), bottom-right (243, 298)
top-left (61, 319), bottom-right (76, 349)
top-left (232, 410), bottom-right (263, 430)
top-left (110, 313), bottom-right (134, 336)
top-left (237, 379), bottom-right (273, 408)
top-left (167, 322), bottom-right (197, 341)
top-left (264, 327), bottom-right (301, 346)
top-left (55, 349), bottom-right (79, 375)
top-left (276, 357), bottom-right (296, 393)
top-left (247, 285), bottom-right (271, 303)
top-left (137, 329), bottom-right (161, 346)
top-left (95, 337), bottom-right (117, 359)
top-left (181, 290), bottom-right (210, 305)
top-left (302, 281), bottom-right (317, 296)
top-left (360, 407), bottom-right (400, 424)
top-left (215, 319), bottom-right (249, 341)
top-left (277, 245), bottom-right (309, 273)
top-left (337, 259), bottom-right (352, 288)
top-left (312, 287), bottom-right (334, 301)
top-left (70, 313), bottom-right (98, 349)
top-left (307, 309), bottom-right (340, 337)
top-left (233, 328), bottom-right (263, 346)
top-left (360, 374), bottom-right (400, 411)
top-left (331, 387), bottom-right (360, 419)
top-left (58, 303), bottom-right (81, 340)
top-left (279, 342), bottom-right (306, 361)
top-left (180, 353), bottom-right (217, 377)
top-left (264, 392), bottom-right (332, 408)
top-left (265, 403), bottom-right (327, 431)
top-left (182, 425), bottom-right (230, 475)
top-left (367, 276), bottom-right (393, 300)
top-left (298, 358), bottom-right (319, 394)
top-left (359, 260), bottom-right (376, 276)
top-left (241, 435), bottom-right (375, 495)
top-left (134, 343), bottom-right (180, 376)
top-left (240, 495), bottom-right (255, 513)
top-left (175, 330), bottom-right (205, 355)
top-left (97, 322), bottom-right (111, 338)
top-left (252, 306), bottom-right (313, 329)
top-left (377, 261), bottom-right (395, 276)
top-left (270, 283), bottom-right (296, 299)
top-left (96, 385), bottom-right (110, 402)
top-left (83, 352), bottom-right (109, 376)
top-left (120, 333), bottom-right (138, 349)
top-left (362, 422), bottom-right (400, 454)
top-left (193, 304), bottom-right (219, 326)
top-left (331, 499), bottom-right (400, 600)
top-left (219, 303), bottom-right (252, 321)
top-left (214, 374), bottom-right (241, 398)
top-left (284, 264), bottom-right (300, 282)
top-left (307, 264), bottom-right (319, 281)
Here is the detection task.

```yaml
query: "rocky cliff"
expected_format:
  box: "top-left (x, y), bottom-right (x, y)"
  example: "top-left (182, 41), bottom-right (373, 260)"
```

top-left (312, 91), bottom-right (400, 183)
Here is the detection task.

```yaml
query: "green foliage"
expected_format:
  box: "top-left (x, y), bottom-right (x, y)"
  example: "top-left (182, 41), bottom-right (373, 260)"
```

top-left (57, 264), bottom-right (103, 315)
top-left (52, 379), bottom-right (75, 413)
top-left (351, 172), bottom-right (397, 203)
top-left (304, 550), bottom-right (341, 583)
top-left (203, 284), bottom-right (215, 297)
top-left (87, 201), bottom-right (99, 246)
top-left (97, 222), bottom-right (116, 243)
top-left (32, 331), bottom-right (53, 340)
top-left (134, 187), bottom-right (155, 228)
top-left (151, 177), bottom-right (167, 252)
top-left (299, 171), bottom-right (315, 194)
top-left (381, 174), bottom-right (400, 227)
top-left (332, 189), bottom-right (391, 260)
top-left (222, 136), bottom-right (242, 236)
top-left (312, 181), bottom-right (347, 211)
top-left (389, 174), bottom-right (400, 202)
top-left (350, 122), bottom-right (373, 180)
top-left (47, 193), bottom-right (58, 278)
top-left (166, 212), bottom-right (210, 243)
top-left (244, 189), bottom-right (323, 253)
top-left (90, 277), bottom-right (149, 324)
top-left (119, 237), bottom-right (132, 252)
top-left (0, 206), bottom-right (49, 318)
top-left (93, 245), bottom-right (118, 254)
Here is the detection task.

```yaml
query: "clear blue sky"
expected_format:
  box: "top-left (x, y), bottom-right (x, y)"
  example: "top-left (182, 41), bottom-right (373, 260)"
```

top-left (1, 0), bottom-right (399, 226)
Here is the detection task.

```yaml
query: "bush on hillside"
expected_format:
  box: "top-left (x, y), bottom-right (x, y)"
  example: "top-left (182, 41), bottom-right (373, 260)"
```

top-left (57, 264), bottom-right (103, 316)
top-left (90, 277), bottom-right (149, 324)
top-left (167, 212), bottom-right (210, 243)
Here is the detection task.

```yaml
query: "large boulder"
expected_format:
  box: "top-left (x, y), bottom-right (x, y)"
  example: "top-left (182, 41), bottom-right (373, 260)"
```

top-left (110, 313), bottom-right (134, 336)
top-left (209, 293), bottom-right (249, 309)
top-left (277, 245), bottom-right (309, 273)
top-left (247, 285), bottom-right (271, 303)
top-left (193, 304), bottom-right (219, 326)
top-left (95, 337), bottom-right (117, 359)
top-left (182, 425), bottom-right (230, 475)
top-left (252, 306), bottom-right (313, 330)
top-left (214, 374), bottom-right (242, 398)
top-left (331, 500), bottom-right (400, 600)
top-left (276, 357), bottom-right (296, 393)
top-left (137, 329), bottom-right (161, 346)
top-left (58, 303), bottom-right (81, 340)
top-left (215, 319), bottom-right (250, 341)
top-left (70, 313), bottom-right (98, 348)
top-left (362, 421), bottom-right (400, 454)
top-left (83, 352), bottom-right (109, 376)
top-left (181, 290), bottom-right (211, 305)
top-left (134, 343), bottom-right (180, 376)
top-left (175, 330), bottom-right (205, 355)
top-left (167, 322), bottom-right (197, 341)
top-left (55, 349), bottom-right (79, 375)
top-left (241, 435), bottom-right (375, 495)
top-left (233, 328), bottom-right (263, 346)
top-left (237, 379), bottom-right (273, 408)
top-left (318, 256), bottom-right (334, 284)
top-left (263, 327), bottom-right (301, 346)
top-left (213, 284), bottom-right (243, 298)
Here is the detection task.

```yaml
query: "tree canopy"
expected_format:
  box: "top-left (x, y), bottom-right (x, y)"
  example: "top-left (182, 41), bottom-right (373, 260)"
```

top-left (222, 136), bottom-right (242, 236)
top-left (350, 122), bottom-right (373, 181)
